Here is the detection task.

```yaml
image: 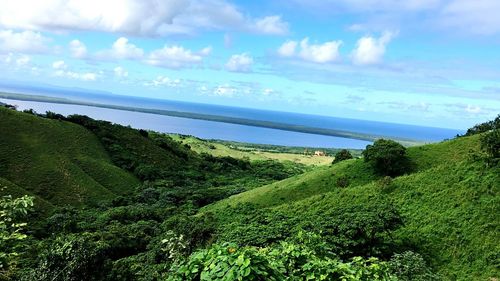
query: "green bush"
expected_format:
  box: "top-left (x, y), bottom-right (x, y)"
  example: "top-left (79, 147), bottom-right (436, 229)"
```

top-left (167, 242), bottom-right (283, 281)
top-left (389, 251), bottom-right (440, 281)
top-left (0, 192), bottom-right (34, 279)
top-left (480, 129), bottom-right (500, 163)
top-left (362, 139), bottom-right (410, 176)
top-left (168, 235), bottom-right (396, 281)
top-left (333, 149), bottom-right (353, 164)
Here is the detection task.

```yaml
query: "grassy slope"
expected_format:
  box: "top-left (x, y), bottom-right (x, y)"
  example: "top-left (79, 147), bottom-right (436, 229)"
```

top-left (204, 135), bottom-right (499, 280)
top-left (170, 135), bottom-right (335, 166)
top-left (0, 107), bottom-right (140, 207)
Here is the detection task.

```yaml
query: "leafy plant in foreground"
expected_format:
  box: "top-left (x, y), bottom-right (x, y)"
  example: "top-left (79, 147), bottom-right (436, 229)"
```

top-left (0, 190), bottom-right (33, 279)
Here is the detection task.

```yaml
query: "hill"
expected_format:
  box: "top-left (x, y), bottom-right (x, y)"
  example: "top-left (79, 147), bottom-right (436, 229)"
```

top-left (0, 106), bottom-right (304, 210)
top-left (0, 107), bottom-right (140, 208)
top-left (0, 103), bottom-right (497, 280)
top-left (204, 134), bottom-right (499, 280)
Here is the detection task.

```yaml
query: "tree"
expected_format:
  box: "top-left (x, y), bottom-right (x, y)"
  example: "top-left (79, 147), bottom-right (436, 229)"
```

top-left (332, 149), bottom-right (353, 164)
top-left (0, 190), bottom-right (34, 278)
top-left (480, 129), bottom-right (500, 164)
top-left (362, 139), bottom-right (410, 176)
top-left (464, 114), bottom-right (499, 136)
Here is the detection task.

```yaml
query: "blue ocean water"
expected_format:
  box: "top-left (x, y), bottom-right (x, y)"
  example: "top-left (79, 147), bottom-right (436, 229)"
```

top-left (1, 95), bottom-right (463, 148)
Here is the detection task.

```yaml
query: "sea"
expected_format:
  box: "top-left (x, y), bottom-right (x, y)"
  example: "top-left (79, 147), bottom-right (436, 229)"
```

top-left (0, 95), bottom-right (463, 149)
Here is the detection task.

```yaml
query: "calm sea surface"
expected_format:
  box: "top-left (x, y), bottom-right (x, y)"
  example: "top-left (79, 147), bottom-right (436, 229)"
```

top-left (1, 97), bottom-right (463, 149)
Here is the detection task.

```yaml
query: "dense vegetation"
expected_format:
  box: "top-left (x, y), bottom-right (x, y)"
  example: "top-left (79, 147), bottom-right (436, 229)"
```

top-left (0, 104), bottom-right (498, 280)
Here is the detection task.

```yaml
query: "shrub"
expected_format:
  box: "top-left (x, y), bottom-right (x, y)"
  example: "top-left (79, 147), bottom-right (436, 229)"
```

top-left (167, 242), bottom-right (283, 281)
top-left (333, 149), bottom-right (353, 164)
top-left (0, 192), bottom-right (34, 278)
top-left (480, 129), bottom-right (500, 163)
top-left (336, 175), bottom-right (350, 188)
top-left (362, 139), bottom-right (410, 176)
top-left (464, 114), bottom-right (499, 136)
top-left (389, 251), bottom-right (440, 281)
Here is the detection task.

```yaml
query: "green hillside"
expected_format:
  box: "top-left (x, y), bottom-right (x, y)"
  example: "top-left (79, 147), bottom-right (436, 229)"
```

top-left (0, 107), bottom-right (140, 207)
top-left (205, 134), bottom-right (499, 280)
top-left (1, 104), bottom-right (498, 281)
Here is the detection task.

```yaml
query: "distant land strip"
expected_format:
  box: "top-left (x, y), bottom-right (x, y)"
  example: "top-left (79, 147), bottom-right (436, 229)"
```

top-left (0, 92), bottom-right (425, 146)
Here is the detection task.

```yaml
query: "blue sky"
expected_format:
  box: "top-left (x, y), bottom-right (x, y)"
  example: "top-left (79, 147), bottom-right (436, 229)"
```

top-left (0, 0), bottom-right (499, 129)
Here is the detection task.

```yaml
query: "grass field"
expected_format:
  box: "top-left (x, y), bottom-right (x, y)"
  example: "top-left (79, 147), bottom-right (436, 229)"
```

top-left (170, 134), bottom-right (337, 166)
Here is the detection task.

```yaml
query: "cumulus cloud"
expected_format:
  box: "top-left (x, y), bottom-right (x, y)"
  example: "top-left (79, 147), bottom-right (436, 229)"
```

top-left (69, 39), bottom-right (87, 59)
top-left (213, 84), bottom-right (237, 97)
top-left (0, 30), bottom-right (49, 53)
top-left (0, 0), bottom-right (189, 36)
top-left (278, 38), bottom-right (342, 63)
top-left (277, 40), bottom-right (298, 57)
top-left (51, 60), bottom-right (99, 81)
top-left (113, 66), bottom-right (128, 78)
top-left (0, 0), bottom-right (289, 37)
top-left (249, 16), bottom-right (289, 35)
top-left (262, 88), bottom-right (275, 96)
top-left (145, 45), bottom-right (209, 69)
top-left (97, 37), bottom-right (144, 60)
top-left (52, 60), bottom-right (67, 70)
top-left (145, 75), bottom-right (181, 87)
top-left (351, 31), bottom-right (395, 65)
top-left (225, 53), bottom-right (253, 72)
top-left (464, 104), bottom-right (482, 114)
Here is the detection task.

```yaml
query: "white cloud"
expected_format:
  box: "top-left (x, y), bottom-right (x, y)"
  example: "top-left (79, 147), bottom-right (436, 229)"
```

top-left (465, 104), bottom-right (482, 114)
top-left (55, 69), bottom-right (98, 81)
top-left (213, 84), bottom-right (237, 97)
top-left (299, 38), bottom-right (342, 63)
top-left (277, 38), bottom-right (342, 63)
top-left (225, 53), bottom-right (253, 72)
top-left (52, 61), bottom-right (99, 81)
top-left (262, 88), bottom-right (275, 96)
top-left (199, 46), bottom-right (213, 56)
top-left (52, 60), bottom-right (67, 70)
top-left (97, 37), bottom-right (144, 60)
top-left (15, 55), bottom-right (30, 67)
top-left (277, 40), bottom-right (297, 57)
top-left (113, 66), bottom-right (128, 78)
top-left (69, 39), bottom-right (87, 59)
top-left (0, 0), bottom-right (189, 36)
top-left (351, 31), bottom-right (395, 65)
top-left (250, 16), bottom-right (289, 35)
top-left (440, 0), bottom-right (500, 35)
top-left (0, 30), bottom-right (49, 53)
top-left (145, 75), bottom-right (181, 87)
top-left (146, 45), bottom-right (208, 69)
top-left (0, 0), bottom-right (290, 37)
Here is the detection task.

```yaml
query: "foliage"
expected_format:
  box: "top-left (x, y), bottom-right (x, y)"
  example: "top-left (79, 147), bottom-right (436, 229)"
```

top-left (362, 139), bottom-right (410, 176)
top-left (336, 175), bottom-right (350, 188)
top-left (464, 114), bottom-right (500, 136)
top-left (333, 149), bottom-right (353, 164)
top-left (480, 129), bottom-right (500, 163)
top-left (168, 233), bottom-right (396, 281)
top-left (21, 233), bottom-right (110, 281)
top-left (388, 251), bottom-right (440, 281)
top-left (167, 243), bottom-right (283, 281)
top-left (0, 190), bottom-right (33, 278)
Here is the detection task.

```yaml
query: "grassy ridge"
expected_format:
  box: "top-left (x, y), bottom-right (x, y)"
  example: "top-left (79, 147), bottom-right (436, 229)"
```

top-left (204, 134), bottom-right (500, 280)
top-left (0, 107), bottom-right (140, 206)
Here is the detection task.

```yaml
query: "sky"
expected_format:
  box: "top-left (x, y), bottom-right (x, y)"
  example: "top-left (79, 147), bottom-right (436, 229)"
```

top-left (0, 0), bottom-right (499, 129)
